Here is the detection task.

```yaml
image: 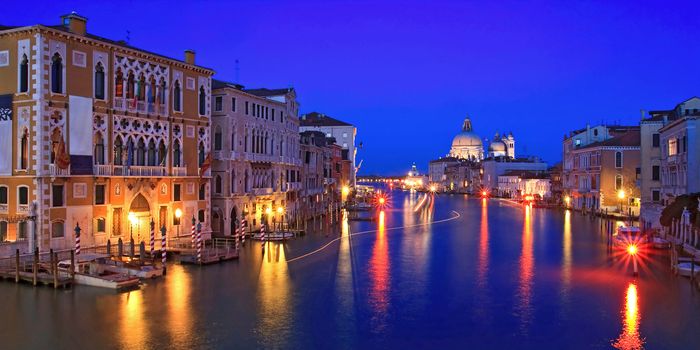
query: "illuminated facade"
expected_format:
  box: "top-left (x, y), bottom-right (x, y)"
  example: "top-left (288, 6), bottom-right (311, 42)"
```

top-left (449, 116), bottom-right (484, 160)
top-left (0, 14), bottom-right (213, 256)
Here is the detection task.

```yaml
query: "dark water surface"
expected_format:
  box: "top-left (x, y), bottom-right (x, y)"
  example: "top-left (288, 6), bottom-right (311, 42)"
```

top-left (2, 191), bottom-right (700, 349)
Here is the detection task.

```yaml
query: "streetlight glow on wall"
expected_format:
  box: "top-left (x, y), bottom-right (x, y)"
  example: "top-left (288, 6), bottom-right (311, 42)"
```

top-left (175, 208), bottom-right (182, 237)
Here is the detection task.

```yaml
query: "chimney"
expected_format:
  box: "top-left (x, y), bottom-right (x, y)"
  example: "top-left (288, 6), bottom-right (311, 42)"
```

top-left (184, 50), bottom-right (195, 65)
top-left (61, 12), bottom-right (87, 36)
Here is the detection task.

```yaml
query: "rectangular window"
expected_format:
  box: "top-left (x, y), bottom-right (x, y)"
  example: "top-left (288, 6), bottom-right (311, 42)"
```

top-left (668, 138), bottom-right (678, 156)
top-left (51, 221), bottom-right (64, 238)
top-left (271, 108), bottom-right (275, 121)
top-left (95, 217), bottom-right (106, 233)
top-left (95, 184), bottom-right (105, 205)
top-left (615, 152), bottom-right (623, 168)
top-left (214, 96), bottom-right (223, 112)
top-left (0, 221), bottom-right (7, 241)
top-left (52, 185), bottom-right (63, 207)
top-left (652, 190), bottom-right (660, 202)
top-left (199, 184), bottom-right (206, 200)
top-left (231, 97), bottom-right (236, 112)
top-left (198, 209), bottom-right (205, 223)
top-left (18, 222), bottom-right (27, 240)
top-left (652, 133), bottom-right (660, 147)
top-left (0, 186), bottom-right (7, 205)
top-left (245, 101), bottom-right (249, 115)
top-left (652, 166), bottom-right (660, 181)
top-left (18, 187), bottom-right (28, 205)
top-left (174, 184), bottom-right (181, 201)
top-left (615, 175), bottom-right (623, 190)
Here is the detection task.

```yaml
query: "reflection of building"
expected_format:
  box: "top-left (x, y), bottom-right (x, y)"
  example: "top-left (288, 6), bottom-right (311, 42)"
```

top-left (300, 112), bottom-right (357, 186)
top-left (497, 170), bottom-right (551, 199)
top-left (210, 80), bottom-right (301, 235)
top-left (639, 97), bottom-right (700, 229)
top-left (0, 13), bottom-right (214, 256)
top-left (564, 126), bottom-right (640, 213)
top-left (450, 116), bottom-right (484, 160)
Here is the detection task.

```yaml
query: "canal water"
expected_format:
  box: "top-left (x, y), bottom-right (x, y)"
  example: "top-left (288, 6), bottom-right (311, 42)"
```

top-left (1, 191), bottom-right (699, 349)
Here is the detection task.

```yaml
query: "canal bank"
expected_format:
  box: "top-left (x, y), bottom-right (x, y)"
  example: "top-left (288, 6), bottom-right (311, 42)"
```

top-left (1, 191), bottom-right (700, 349)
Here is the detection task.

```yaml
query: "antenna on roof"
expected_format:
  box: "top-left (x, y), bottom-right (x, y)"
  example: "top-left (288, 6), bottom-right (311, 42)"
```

top-left (125, 30), bottom-right (131, 44)
top-left (234, 59), bottom-right (240, 83)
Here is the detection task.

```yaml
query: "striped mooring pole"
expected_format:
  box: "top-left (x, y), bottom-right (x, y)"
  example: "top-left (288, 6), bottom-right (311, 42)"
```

top-left (260, 222), bottom-right (266, 250)
top-left (160, 225), bottom-right (167, 275)
top-left (234, 219), bottom-right (240, 251)
top-left (74, 223), bottom-right (81, 256)
top-left (241, 217), bottom-right (246, 246)
top-left (149, 219), bottom-right (155, 257)
top-left (191, 216), bottom-right (196, 249)
top-left (196, 222), bottom-right (202, 264)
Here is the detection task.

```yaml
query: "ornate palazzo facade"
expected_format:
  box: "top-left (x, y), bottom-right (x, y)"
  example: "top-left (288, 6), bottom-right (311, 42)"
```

top-left (210, 80), bottom-right (302, 236)
top-left (0, 14), bottom-right (213, 256)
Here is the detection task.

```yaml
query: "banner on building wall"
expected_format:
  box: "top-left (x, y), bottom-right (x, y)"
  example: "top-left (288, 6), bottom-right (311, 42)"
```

top-left (0, 94), bottom-right (13, 175)
top-left (68, 95), bottom-right (93, 156)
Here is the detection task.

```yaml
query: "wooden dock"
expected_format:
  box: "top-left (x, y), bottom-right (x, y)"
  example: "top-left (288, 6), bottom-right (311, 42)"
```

top-left (0, 269), bottom-right (71, 288)
top-left (179, 238), bottom-right (239, 266)
top-left (0, 248), bottom-right (73, 288)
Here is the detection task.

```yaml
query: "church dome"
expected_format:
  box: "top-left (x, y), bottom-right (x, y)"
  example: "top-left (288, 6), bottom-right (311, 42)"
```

top-left (488, 140), bottom-right (506, 152)
top-left (451, 117), bottom-right (482, 148)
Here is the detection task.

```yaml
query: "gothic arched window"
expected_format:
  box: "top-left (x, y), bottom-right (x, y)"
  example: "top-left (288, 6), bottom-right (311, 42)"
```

top-left (136, 138), bottom-right (146, 166)
top-left (137, 74), bottom-right (146, 101)
top-left (158, 79), bottom-right (166, 105)
top-left (147, 139), bottom-right (156, 166)
top-left (148, 76), bottom-right (156, 103)
top-left (51, 53), bottom-right (63, 93)
top-left (94, 132), bottom-right (105, 165)
top-left (199, 86), bottom-right (206, 115)
top-left (173, 140), bottom-right (181, 167)
top-left (198, 142), bottom-right (205, 166)
top-left (115, 69), bottom-right (123, 97)
top-left (173, 80), bottom-right (181, 112)
top-left (126, 72), bottom-right (135, 99)
top-left (114, 136), bottom-right (123, 165)
top-left (19, 54), bottom-right (29, 93)
top-left (158, 140), bottom-right (166, 166)
top-left (19, 128), bottom-right (29, 169)
top-left (94, 62), bottom-right (105, 99)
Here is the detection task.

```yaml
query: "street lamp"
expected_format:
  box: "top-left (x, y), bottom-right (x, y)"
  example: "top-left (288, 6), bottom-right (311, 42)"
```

top-left (618, 190), bottom-right (626, 213)
top-left (564, 195), bottom-right (571, 208)
top-left (175, 208), bottom-right (182, 237)
top-left (128, 211), bottom-right (136, 241)
top-left (627, 244), bottom-right (639, 276)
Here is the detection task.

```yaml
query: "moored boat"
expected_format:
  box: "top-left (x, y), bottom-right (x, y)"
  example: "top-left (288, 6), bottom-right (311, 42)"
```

top-left (676, 262), bottom-right (700, 277)
top-left (101, 257), bottom-right (163, 279)
top-left (57, 254), bottom-right (140, 290)
top-left (650, 237), bottom-right (670, 249)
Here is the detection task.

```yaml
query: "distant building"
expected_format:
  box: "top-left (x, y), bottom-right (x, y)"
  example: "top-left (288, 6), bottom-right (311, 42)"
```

top-left (300, 112), bottom-right (357, 186)
top-left (449, 116), bottom-right (484, 161)
top-left (429, 157), bottom-right (461, 191)
top-left (444, 160), bottom-right (482, 193)
top-left (497, 170), bottom-right (551, 199)
top-left (481, 157), bottom-right (548, 192)
top-left (299, 131), bottom-right (338, 221)
top-left (639, 97), bottom-right (700, 229)
top-left (658, 106), bottom-right (700, 204)
top-left (487, 132), bottom-right (516, 159)
top-left (548, 163), bottom-right (563, 203)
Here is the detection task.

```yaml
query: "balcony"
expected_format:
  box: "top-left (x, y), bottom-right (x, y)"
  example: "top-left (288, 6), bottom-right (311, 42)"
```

top-left (213, 150), bottom-right (224, 160)
top-left (17, 204), bottom-right (29, 214)
top-left (172, 166), bottom-right (187, 176)
top-left (49, 164), bottom-right (70, 176)
top-left (0, 204), bottom-right (7, 213)
top-left (93, 164), bottom-right (112, 176)
top-left (113, 165), bottom-right (167, 177)
top-left (230, 151), bottom-right (238, 160)
top-left (252, 187), bottom-right (273, 196)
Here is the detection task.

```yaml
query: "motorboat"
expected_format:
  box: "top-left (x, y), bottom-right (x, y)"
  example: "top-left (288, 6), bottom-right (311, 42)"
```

top-left (57, 254), bottom-right (140, 290)
top-left (650, 236), bottom-right (671, 249)
top-left (676, 261), bottom-right (700, 277)
top-left (613, 225), bottom-right (642, 247)
top-left (100, 257), bottom-right (163, 279)
top-left (252, 231), bottom-right (295, 241)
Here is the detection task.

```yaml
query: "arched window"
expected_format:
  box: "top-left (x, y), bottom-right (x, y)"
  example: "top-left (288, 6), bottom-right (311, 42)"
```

top-left (137, 74), bottom-right (146, 101)
top-left (158, 140), bottom-right (166, 166)
top-left (148, 76), bottom-right (156, 103)
top-left (199, 86), bottom-right (206, 115)
top-left (19, 128), bottom-right (28, 170)
top-left (115, 69), bottom-right (124, 97)
top-left (214, 126), bottom-right (222, 151)
top-left (114, 136), bottom-right (123, 165)
top-left (147, 139), bottom-right (156, 166)
top-left (615, 151), bottom-right (623, 168)
top-left (198, 142), bottom-right (205, 166)
top-left (173, 140), bottom-right (181, 167)
top-left (173, 80), bottom-right (181, 112)
top-left (158, 79), bottom-right (166, 105)
top-left (615, 174), bottom-right (623, 190)
top-left (94, 62), bottom-right (105, 99)
top-left (19, 54), bottom-right (29, 93)
top-left (126, 138), bottom-right (135, 166)
top-left (94, 132), bottom-right (105, 165)
top-left (126, 72), bottom-right (135, 99)
top-left (215, 175), bottom-right (222, 194)
top-left (136, 138), bottom-right (146, 166)
top-left (51, 53), bottom-right (63, 93)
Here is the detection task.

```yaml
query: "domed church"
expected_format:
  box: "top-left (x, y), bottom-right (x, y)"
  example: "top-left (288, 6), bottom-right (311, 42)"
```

top-left (449, 116), bottom-right (484, 160)
top-left (487, 132), bottom-right (515, 159)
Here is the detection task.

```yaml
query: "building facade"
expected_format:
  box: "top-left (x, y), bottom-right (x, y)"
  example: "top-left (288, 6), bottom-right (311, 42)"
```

top-left (0, 14), bottom-right (214, 256)
top-left (481, 157), bottom-right (548, 191)
top-left (449, 117), bottom-right (484, 161)
top-left (300, 112), bottom-right (357, 187)
top-left (209, 80), bottom-right (301, 236)
top-left (497, 170), bottom-right (551, 199)
top-left (659, 115), bottom-right (700, 203)
top-left (299, 131), bottom-right (338, 223)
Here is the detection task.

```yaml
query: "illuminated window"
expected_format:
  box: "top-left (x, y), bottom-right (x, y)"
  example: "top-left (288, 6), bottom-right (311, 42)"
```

top-left (668, 138), bottom-right (678, 156)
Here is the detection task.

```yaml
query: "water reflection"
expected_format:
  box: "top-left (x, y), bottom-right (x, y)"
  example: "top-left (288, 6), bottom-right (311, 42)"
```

top-left (335, 210), bottom-right (354, 322)
top-left (167, 266), bottom-right (193, 349)
top-left (119, 290), bottom-right (148, 350)
top-left (368, 210), bottom-right (390, 333)
top-left (477, 198), bottom-right (489, 287)
top-left (561, 210), bottom-right (572, 301)
top-left (258, 242), bottom-right (291, 347)
top-left (613, 282), bottom-right (645, 350)
top-left (517, 204), bottom-right (534, 333)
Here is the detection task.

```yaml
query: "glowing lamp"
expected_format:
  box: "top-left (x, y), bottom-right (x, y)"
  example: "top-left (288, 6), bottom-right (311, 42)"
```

top-left (378, 197), bottom-right (386, 205)
top-left (481, 191), bottom-right (487, 197)
top-left (128, 211), bottom-right (137, 224)
top-left (277, 206), bottom-right (284, 214)
top-left (618, 190), bottom-right (626, 200)
top-left (265, 207), bottom-right (272, 215)
top-left (341, 186), bottom-right (350, 196)
top-left (175, 208), bottom-right (182, 219)
top-left (429, 185), bottom-right (437, 193)
top-left (627, 244), bottom-right (637, 256)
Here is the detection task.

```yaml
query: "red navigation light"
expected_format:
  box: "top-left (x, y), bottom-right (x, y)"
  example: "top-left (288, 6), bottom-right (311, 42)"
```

top-left (627, 244), bottom-right (638, 256)
top-left (481, 190), bottom-right (488, 198)
top-left (378, 197), bottom-right (386, 205)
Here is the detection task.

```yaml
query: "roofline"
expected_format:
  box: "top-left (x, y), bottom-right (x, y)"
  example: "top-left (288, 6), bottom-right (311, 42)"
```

top-left (212, 84), bottom-right (288, 106)
top-left (659, 116), bottom-right (699, 133)
top-left (0, 24), bottom-right (215, 75)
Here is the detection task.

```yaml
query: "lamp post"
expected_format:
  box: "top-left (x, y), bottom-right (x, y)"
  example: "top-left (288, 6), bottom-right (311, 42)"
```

top-left (618, 190), bottom-right (626, 213)
top-left (628, 244), bottom-right (638, 276)
top-left (277, 206), bottom-right (284, 232)
top-left (128, 211), bottom-right (136, 241)
top-left (175, 208), bottom-right (182, 237)
top-left (564, 195), bottom-right (571, 209)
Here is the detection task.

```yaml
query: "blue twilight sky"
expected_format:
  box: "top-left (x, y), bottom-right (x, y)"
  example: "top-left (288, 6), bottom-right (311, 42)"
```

top-left (2, 1), bottom-right (699, 175)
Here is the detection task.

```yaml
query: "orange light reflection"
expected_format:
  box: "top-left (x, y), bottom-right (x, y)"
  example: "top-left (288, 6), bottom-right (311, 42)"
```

top-left (612, 282), bottom-right (645, 350)
top-left (368, 210), bottom-right (389, 332)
